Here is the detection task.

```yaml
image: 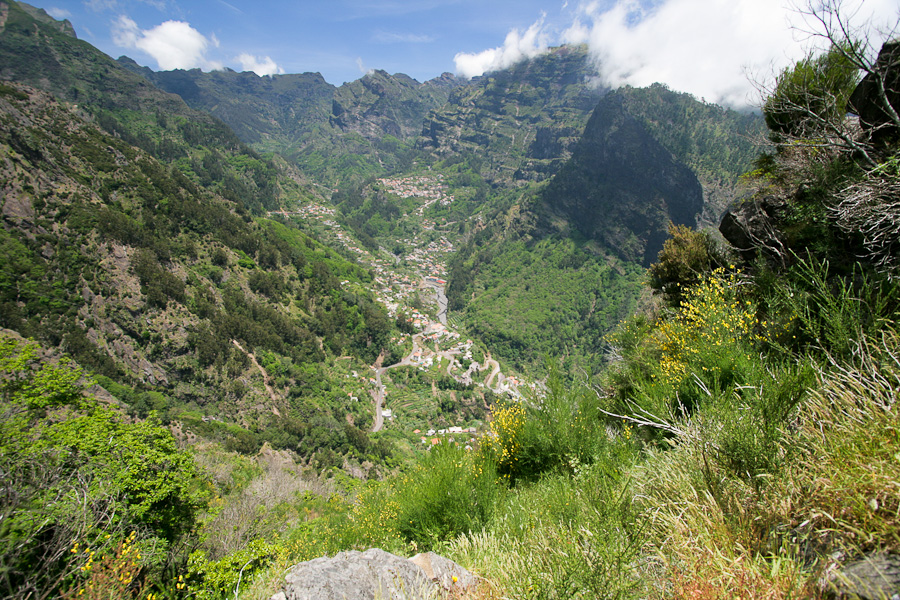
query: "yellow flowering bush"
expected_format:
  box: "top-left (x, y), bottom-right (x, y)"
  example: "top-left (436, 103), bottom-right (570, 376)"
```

top-left (485, 403), bottom-right (526, 475)
top-left (654, 269), bottom-right (761, 390)
top-left (62, 532), bottom-right (143, 600)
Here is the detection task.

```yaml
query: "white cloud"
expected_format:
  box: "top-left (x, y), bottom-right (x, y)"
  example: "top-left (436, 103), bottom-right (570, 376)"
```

top-left (568, 0), bottom-right (900, 108)
top-left (86, 0), bottom-right (118, 12)
top-left (454, 15), bottom-right (551, 78)
top-left (356, 57), bottom-right (374, 75)
top-left (138, 0), bottom-right (168, 10)
top-left (236, 53), bottom-right (284, 76)
top-left (454, 0), bottom-right (899, 109)
top-left (47, 7), bottom-right (72, 19)
top-left (112, 15), bottom-right (222, 71)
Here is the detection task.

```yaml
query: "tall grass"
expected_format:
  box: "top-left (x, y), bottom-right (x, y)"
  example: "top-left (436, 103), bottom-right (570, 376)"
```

top-left (784, 328), bottom-right (900, 557)
top-left (447, 457), bottom-right (641, 599)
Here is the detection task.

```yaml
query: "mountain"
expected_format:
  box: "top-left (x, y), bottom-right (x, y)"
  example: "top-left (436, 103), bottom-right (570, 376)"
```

top-left (418, 45), bottom-right (604, 185)
top-left (0, 79), bottom-right (396, 450)
top-left (540, 88), bottom-right (705, 267)
top-left (0, 0), bottom-right (765, 420)
top-left (0, 1), bottom-right (429, 461)
top-left (445, 84), bottom-right (763, 372)
top-left (0, 0), bottom-right (303, 215)
top-left (122, 59), bottom-right (463, 187)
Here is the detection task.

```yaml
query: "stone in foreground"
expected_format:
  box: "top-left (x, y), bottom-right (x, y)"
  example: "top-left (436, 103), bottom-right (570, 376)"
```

top-left (271, 548), bottom-right (478, 600)
top-left (824, 553), bottom-right (900, 600)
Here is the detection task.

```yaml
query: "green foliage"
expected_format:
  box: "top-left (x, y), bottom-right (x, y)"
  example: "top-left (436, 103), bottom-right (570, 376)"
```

top-left (648, 224), bottom-right (727, 306)
top-left (449, 235), bottom-right (643, 373)
top-left (447, 453), bottom-right (640, 599)
top-left (0, 335), bottom-right (85, 414)
top-left (763, 43), bottom-right (861, 140)
top-left (0, 335), bottom-right (206, 599)
top-left (348, 442), bottom-right (502, 551)
top-left (46, 410), bottom-right (206, 541)
top-left (755, 255), bottom-right (899, 360)
top-left (484, 371), bottom-right (615, 484)
top-left (187, 539), bottom-right (282, 600)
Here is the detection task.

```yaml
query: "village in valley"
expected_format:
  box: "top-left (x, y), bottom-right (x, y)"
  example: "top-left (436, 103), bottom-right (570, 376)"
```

top-left (272, 174), bottom-right (534, 447)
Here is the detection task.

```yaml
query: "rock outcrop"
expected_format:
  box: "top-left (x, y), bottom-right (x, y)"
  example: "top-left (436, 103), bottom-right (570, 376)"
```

top-left (719, 196), bottom-right (787, 264)
top-left (848, 40), bottom-right (900, 144)
top-left (271, 548), bottom-right (478, 600)
top-left (824, 553), bottom-right (900, 600)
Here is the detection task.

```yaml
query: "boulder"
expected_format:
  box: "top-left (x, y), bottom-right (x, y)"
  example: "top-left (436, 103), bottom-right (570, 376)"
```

top-left (848, 40), bottom-right (900, 143)
top-left (271, 548), bottom-right (478, 600)
top-left (824, 552), bottom-right (900, 600)
top-left (409, 551), bottom-right (479, 592)
top-left (719, 196), bottom-right (786, 262)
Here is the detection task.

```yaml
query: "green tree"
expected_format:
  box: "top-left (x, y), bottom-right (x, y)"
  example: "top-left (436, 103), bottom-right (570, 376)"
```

top-left (763, 43), bottom-right (861, 142)
top-left (648, 223), bottom-right (726, 306)
top-left (0, 334), bottom-right (206, 600)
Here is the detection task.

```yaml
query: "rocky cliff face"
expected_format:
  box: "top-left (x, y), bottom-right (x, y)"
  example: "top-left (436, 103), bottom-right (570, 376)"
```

top-left (126, 61), bottom-right (462, 186)
top-left (418, 45), bottom-right (605, 184)
top-left (330, 70), bottom-right (462, 140)
top-left (541, 90), bottom-right (705, 266)
top-left (118, 59), bottom-right (337, 147)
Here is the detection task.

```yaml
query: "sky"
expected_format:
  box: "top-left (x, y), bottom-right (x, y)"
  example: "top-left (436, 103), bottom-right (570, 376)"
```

top-left (40, 0), bottom-right (899, 109)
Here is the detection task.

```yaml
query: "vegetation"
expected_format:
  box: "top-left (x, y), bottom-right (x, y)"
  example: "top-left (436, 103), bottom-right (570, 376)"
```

top-left (2, 1), bottom-right (900, 599)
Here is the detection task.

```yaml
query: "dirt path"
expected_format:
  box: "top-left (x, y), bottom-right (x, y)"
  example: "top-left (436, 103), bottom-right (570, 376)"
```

top-left (232, 340), bottom-right (280, 409)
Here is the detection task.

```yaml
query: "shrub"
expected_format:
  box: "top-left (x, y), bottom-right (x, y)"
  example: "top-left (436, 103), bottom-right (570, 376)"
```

top-left (0, 335), bottom-right (206, 599)
top-left (448, 458), bottom-right (640, 599)
top-left (391, 442), bottom-right (501, 550)
top-left (648, 224), bottom-right (726, 306)
top-left (484, 372), bottom-right (610, 484)
top-left (186, 539), bottom-right (283, 600)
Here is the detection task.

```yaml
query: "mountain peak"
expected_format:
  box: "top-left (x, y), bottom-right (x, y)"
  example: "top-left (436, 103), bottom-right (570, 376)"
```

top-left (8, 1), bottom-right (76, 38)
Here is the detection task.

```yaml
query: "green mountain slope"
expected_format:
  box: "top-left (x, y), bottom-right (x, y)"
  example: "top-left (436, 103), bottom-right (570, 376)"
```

top-left (608, 84), bottom-right (765, 225)
top-left (540, 88), bottom-right (705, 266)
top-left (446, 85), bottom-right (763, 372)
top-left (0, 0), bottom-right (297, 214)
top-left (0, 1), bottom-right (508, 463)
top-left (0, 81), bottom-right (396, 452)
top-left (123, 60), bottom-right (462, 187)
top-left (419, 45), bottom-right (604, 185)
top-left (0, 0), bottom-right (418, 459)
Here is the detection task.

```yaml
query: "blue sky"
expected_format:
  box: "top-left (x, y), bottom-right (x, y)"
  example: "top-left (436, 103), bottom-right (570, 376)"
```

top-left (41, 0), bottom-right (899, 108)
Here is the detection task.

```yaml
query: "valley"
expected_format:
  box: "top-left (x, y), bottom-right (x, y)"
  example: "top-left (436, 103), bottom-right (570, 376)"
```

top-left (4, 2), bottom-right (900, 599)
top-left (268, 174), bottom-right (529, 438)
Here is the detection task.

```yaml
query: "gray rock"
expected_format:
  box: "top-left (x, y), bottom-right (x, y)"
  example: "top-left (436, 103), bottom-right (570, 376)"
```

top-left (409, 551), bottom-right (478, 592)
top-left (273, 548), bottom-right (478, 600)
top-left (848, 40), bottom-right (900, 144)
top-left (719, 195), bottom-right (787, 263)
top-left (825, 553), bottom-right (900, 600)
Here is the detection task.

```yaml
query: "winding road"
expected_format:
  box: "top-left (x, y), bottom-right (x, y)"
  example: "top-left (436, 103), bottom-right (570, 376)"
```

top-left (370, 333), bottom-right (425, 432)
